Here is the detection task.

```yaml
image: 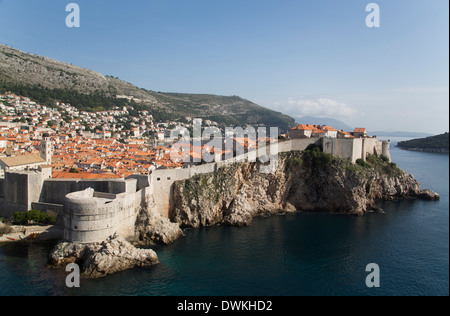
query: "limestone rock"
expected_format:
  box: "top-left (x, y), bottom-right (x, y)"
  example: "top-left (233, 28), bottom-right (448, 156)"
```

top-left (135, 204), bottom-right (184, 245)
top-left (418, 189), bottom-right (440, 201)
top-left (170, 152), bottom-right (440, 226)
top-left (81, 233), bottom-right (158, 279)
top-left (48, 241), bottom-right (87, 266)
top-left (48, 233), bottom-right (159, 279)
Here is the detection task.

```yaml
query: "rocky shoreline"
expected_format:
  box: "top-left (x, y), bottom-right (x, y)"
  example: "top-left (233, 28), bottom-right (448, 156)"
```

top-left (397, 146), bottom-right (449, 154)
top-left (170, 151), bottom-right (439, 228)
top-left (48, 151), bottom-right (440, 279)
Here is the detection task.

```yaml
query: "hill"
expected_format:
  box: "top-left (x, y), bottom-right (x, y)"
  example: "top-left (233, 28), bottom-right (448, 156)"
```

top-left (295, 116), bottom-right (354, 132)
top-left (368, 131), bottom-right (433, 138)
top-left (397, 133), bottom-right (449, 153)
top-left (0, 44), bottom-right (295, 131)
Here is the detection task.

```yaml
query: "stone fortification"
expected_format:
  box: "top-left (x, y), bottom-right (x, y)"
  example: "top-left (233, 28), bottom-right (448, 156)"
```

top-left (150, 137), bottom-right (390, 218)
top-left (59, 137), bottom-right (391, 244)
top-left (63, 178), bottom-right (148, 244)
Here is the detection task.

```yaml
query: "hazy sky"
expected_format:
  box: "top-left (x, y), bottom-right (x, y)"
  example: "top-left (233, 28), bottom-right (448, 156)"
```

top-left (0, 0), bottom-right (448, 134)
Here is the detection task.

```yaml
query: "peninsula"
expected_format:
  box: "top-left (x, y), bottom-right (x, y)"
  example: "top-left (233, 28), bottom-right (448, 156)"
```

top-left (397, 133), bottom-right (449, 153)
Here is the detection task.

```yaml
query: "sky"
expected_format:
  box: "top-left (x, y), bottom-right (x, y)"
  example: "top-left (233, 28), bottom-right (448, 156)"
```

top-left (0, 0), bottom-right (448, 134)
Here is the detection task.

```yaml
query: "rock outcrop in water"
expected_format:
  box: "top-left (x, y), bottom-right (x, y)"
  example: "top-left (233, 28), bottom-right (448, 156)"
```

top-left (48, 199), bottom-right (183, 279)
top-left (49, 233), bottom-right (158, 279)
top-left (170, 151), bottom-right (439, 228)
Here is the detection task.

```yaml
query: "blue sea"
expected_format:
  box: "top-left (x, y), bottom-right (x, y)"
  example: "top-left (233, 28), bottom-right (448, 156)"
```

top-left (0, 139), bottom-right (448, 296)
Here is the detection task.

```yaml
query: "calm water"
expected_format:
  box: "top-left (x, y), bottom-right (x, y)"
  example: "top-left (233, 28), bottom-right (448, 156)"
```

top-left (0, 140), bottom-right (448, 296)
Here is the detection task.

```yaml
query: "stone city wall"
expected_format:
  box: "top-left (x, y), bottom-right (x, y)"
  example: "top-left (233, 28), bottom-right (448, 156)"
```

top-left (150, 139), bottom-right (319, 217)
top-left (61, 138), bottom-right (391, 243)
top-left (1, 171), bottom-right (44, 217)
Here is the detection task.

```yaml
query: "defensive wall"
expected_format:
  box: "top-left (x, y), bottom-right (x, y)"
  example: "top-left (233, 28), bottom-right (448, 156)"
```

top-left (149, 137), bottom-right (390, 218)
top-left (322, 138), bottom-right (390, 164)
top-left (0, 171), bottom-right (45, 218)
top-left (0, 137), bottom-right (390, 244)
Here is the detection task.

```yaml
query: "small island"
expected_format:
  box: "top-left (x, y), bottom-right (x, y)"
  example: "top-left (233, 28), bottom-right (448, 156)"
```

top-left (397, 133), bottom-right (449, 153)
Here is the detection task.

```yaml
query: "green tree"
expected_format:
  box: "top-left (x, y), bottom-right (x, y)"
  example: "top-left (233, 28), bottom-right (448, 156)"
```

top-left (13, 210), bottom-right (56, 225)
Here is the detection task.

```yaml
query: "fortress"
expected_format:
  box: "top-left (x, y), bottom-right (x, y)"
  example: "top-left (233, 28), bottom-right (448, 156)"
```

top-left (0, 137), bottom-right (390, 244)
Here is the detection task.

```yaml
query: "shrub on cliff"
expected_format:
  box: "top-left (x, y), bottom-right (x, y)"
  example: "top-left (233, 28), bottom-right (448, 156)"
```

top-left (285, 154), bottom-right (303, 170)
top-left (364, 154), bottom-right (402, 177)
top-left (304, 145), bottom-right (333, 169)
top-left (356, 159), bottom-right (370, 168)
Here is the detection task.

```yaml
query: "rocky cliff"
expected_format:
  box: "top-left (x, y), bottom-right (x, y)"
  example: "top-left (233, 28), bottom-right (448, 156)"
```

top-left (134, 202), bottom-right (184, 246)
top-left (170, 150), bottom-right (439, 228)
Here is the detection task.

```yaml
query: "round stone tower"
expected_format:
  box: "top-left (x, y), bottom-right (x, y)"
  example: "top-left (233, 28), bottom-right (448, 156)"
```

top-left (382, 140), bottom-right (391, 162)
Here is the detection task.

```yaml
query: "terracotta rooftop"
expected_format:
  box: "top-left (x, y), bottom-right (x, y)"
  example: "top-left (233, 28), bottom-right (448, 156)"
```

top-left (291, 124), bottom-right (315, 131)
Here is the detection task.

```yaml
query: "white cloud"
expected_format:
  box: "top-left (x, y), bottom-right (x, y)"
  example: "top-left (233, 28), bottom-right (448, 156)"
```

top-left (276, 97), bottom-right (356, 118)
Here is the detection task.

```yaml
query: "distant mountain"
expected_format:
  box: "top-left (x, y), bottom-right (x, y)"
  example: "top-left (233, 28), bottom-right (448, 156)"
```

top-left (294, 116), bottom-right (354, 132)
top-left (397, 133), bottom-right (449, 153)
top-left (368, 131), bottom-right (434, 138)
top-left (0, 44), bottom-right (295, 131)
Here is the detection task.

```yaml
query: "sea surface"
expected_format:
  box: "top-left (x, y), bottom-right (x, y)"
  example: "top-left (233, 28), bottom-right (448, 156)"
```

top-left (0, 138), bottom-right (448, 296)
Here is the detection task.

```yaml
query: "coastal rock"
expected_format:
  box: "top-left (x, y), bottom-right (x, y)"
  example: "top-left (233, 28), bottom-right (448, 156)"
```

top-left (81, 233), bottom-right (159, 279)
top-left (417, 189), bottom-right (440, 201)
top-left (170, 152), bottom-right (440, 227)
top-left (49, 241), bottom-right (87, 266)
top-left (171, 162), bottom-right (292, 228)
top-left (134, 204), bottom-right (184, 245)
top-left (49, 233), bottom-right (159, 279)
